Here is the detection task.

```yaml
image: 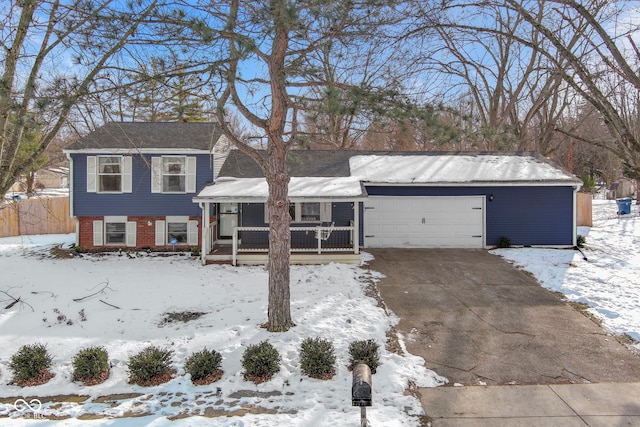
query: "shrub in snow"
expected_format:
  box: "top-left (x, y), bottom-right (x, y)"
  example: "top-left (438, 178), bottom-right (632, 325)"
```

top-left (241, 341), bottom-right (280, 383)
top-left (9, 343), bottom-right (54, 385)
top-left (497, 236), bottom-right (511, 248)
top-left (128, 346), bottom-right (173, 386)
top-left (185, 348), bottom-right (223, 384)
top-left (348, 339), bottom-right (380, 373)
top-left (73, 346), bottom-right (109, 385)
top-left (300, 337), bottom-right (336, 380)
top-left (577, 234), bottom-right (586, 247)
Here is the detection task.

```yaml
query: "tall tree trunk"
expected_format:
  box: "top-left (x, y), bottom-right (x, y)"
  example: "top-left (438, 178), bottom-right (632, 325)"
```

top-left (265, 144), bottom-right (293, 331)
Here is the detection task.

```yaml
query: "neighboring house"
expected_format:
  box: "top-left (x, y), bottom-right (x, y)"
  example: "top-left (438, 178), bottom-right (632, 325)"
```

top-left (64, 122), bottom-right (227, 251)
top-left (609, 178), bottom-right (636, 199)
top-left (36, 166), bottom-right (69, 189)
top-left (7, 166), bottom-right (69, 196)
top-left (193, 150), bottom-right (583, 265)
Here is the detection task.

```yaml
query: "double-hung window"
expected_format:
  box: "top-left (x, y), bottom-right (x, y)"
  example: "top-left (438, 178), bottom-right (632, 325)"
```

top-left (98, 157), bottom-right (122, 192)
top-left (155, 216), bottom-right (199, 246)
top-left (87, 156), bottom-right (132, 193)
top-left (93, 216), bottom-right (136, 247)
top-left (266, 202), bottom-right (331, 223)
top-left (163, 157), bottom-right (186, 192)
top-left (151, 156), bottom-right (197, 193)
top-left (105, 221), bottom-right (126, 244)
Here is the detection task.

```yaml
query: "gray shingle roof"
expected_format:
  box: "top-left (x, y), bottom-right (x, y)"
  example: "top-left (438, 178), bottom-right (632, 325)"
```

top-left (65, 122), bottom-right (222, 151)
top-left (219, 150), bottom-right (355, 177)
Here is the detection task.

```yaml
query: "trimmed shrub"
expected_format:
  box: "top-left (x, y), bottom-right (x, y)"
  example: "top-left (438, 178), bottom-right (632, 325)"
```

top-left (128, 346), bottom-right (173, 385)
top-left (185, 348), bottom-right (223, 384)
top-left (9, 343), bottom-right (53, 385)
top-left (348, 339), bottom-right (380, 373)
top-left (72, 346), bottom-right (109, 385)
top-left (242, 341), bottom-right (280, 383)
top-left (300, 337), bottom-right (336, 379)
top-left (497, 236), bottom-right (511, 248)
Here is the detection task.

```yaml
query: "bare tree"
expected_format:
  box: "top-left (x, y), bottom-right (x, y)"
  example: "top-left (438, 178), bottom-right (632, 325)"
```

top-left (405, 1), bottom-right (579, 154)
top-left (0, 0), bottom-right (162, 198)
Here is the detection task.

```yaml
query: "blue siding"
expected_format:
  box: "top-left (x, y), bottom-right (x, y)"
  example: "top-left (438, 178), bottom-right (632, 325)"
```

top-left (71, 153), bottom-right (213, 216)
top-left (365, 186), bottom-right (575, 246)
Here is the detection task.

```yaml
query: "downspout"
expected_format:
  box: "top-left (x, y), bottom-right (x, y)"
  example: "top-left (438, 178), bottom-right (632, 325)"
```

top-left (65, 152), bottom-right (79, 246)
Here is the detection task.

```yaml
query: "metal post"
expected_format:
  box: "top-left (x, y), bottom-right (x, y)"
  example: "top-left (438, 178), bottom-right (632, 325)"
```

top-left (360, 406), bottom-right (367, 427)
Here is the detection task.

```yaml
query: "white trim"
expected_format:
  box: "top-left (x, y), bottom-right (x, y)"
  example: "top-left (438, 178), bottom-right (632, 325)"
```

top-left (320, 202), bottom-right (332, 222)
top-left (66, 153), bottom-right (75, 216)
top-left (151, 157), bottom-right (162, 193)
top-left (361, 181), bottom-right (581, 187)
top-left (166, 215), bottom-right (189, 222)
top-left (104, 215), bottom-right (127, 222)
top-left (93, 220), bottom-right (103, 246)
top-left (193, 196), bottom-right (367, 203)
top-left (64, 148), bottom-right (212, 154)
top-left (126, 221), bottom-right (137, 247)
top-left (155, 220), bottom-right (166, 246)
top-left (87, 156), bottom-right (97, 192)
top-left (188, 220), bottom-right (199, 245)
top-left (186, 156), bottom-right (197, 193)
top-left (122, 156), bottom-right (132, 193)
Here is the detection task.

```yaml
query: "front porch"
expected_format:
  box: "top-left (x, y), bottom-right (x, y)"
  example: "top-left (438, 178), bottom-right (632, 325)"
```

top-left (203, 225), bottom-right (360, 265)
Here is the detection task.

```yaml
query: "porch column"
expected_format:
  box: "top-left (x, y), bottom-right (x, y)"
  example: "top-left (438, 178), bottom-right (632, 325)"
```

top-left (353, 200), bottom-right (360, 254)
top-left (201, 202), bottom-right (210, 265)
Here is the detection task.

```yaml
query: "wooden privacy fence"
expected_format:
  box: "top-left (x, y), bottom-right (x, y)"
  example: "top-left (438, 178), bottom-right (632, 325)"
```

top-left (576, 193), bottom-right (592, 227)
top-left (0, 197), bottom-right (75, 237)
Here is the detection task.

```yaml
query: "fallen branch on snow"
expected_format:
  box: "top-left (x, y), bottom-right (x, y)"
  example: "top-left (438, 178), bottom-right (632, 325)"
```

top-left (1, 289), bottom-right (34, 312)
top-left (99, 299), bottom-right (120, 309)
top-left (73, 280), bottom-right (113, 302)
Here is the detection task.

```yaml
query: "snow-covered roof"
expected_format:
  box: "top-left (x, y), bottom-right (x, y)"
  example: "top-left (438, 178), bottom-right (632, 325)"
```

top-left (194, 176), bottom-right (366, 201)
top-left (195, 151), bottom-right (581, 200)
top-left (349, 154), bottom-right (580, 184)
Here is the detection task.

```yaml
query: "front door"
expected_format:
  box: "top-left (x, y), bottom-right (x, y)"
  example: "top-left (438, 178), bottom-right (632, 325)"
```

top-left (218, 203), bottom-right (239, 239)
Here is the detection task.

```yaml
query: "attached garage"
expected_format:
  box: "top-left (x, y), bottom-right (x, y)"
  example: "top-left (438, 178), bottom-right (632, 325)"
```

top-left (199, 149), bottom-right (584, 260)
top-left (363, 196), bottom-right (485, 248)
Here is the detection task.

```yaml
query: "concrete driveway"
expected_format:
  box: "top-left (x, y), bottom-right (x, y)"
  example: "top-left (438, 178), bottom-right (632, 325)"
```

top-left (367, 249), bottom-right (640, 386)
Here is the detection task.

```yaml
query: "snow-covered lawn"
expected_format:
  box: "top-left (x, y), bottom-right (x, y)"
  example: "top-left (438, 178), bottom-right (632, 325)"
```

top-left (494, 199), bottom-right (640, 349)
top-left (0, 235), bottom-right (444, 426)
top-left (1, 198), bottom-right (638, 426)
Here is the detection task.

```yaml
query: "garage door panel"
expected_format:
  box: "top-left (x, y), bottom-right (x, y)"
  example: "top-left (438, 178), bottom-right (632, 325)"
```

top-left (364, 196), bottom-right (484, 248)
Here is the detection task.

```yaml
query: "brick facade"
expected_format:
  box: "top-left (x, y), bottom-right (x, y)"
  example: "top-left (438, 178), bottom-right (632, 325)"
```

top-left (77, 215), bottom-right (216, 251)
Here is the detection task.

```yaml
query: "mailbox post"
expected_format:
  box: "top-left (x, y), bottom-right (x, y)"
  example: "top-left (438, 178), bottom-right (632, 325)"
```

top-left (352, 363), bottom-right (372, 426)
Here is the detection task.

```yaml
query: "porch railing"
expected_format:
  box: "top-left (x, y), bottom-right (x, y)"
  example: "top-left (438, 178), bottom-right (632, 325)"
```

top-left (232, 225), bottom-right (357, 265)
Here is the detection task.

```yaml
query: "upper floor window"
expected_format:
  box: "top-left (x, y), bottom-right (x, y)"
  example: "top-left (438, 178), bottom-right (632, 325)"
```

top-left (151, 156), bottom-right (197, 194)
top-left (163, 157), bottom-right (186, 192)
top-left (87, 156), bottom-right (132, 193)
top-left (98, 157), bottom-right (122, 192)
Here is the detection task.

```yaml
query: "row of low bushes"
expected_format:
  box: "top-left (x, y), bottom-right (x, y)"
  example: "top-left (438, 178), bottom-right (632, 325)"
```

top-left (6, 339), bottom-right (380, 387)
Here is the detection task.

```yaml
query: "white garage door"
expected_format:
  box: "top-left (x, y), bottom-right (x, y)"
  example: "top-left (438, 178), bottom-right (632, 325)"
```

top-left (364, 196), bottom-right (485, 248)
